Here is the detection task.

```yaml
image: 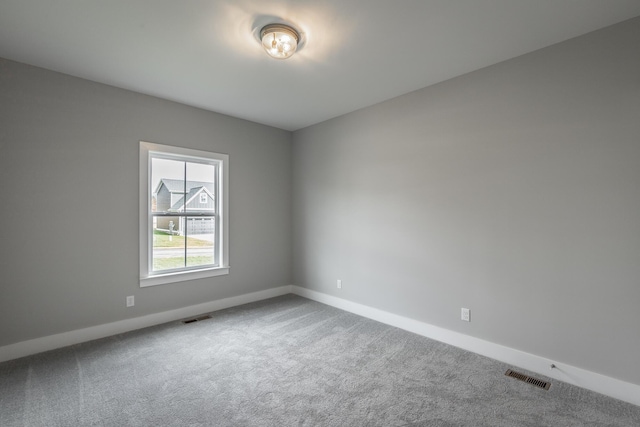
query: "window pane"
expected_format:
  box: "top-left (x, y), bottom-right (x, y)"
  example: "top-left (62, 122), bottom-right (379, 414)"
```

top-left (186, 217), bottom-right (215, 268)
top-left (186, 162), bottom-right (216, 214)
top-left (151, 157), bottom-right (187, 213)
top-left (152, 225), bottom-right (185, 271)
top-left (184, 162), bottom-right (216, 268)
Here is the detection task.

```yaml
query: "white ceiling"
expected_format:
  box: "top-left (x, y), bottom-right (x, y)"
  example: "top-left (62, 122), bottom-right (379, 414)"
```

top-left (1, 1), bottom-right (640, 131)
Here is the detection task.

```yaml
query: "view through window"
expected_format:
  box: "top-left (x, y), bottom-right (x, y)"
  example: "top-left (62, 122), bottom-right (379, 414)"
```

top-left (151, 156), bottom-right (217, 271)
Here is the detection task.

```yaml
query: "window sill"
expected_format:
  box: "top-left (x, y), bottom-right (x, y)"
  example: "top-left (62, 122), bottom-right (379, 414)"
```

top-left (140, 266), bottom-right (229, 287)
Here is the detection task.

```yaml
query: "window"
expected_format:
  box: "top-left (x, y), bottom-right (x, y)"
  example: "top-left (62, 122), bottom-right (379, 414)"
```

top-left (140, 141), bottom-right (229, 286)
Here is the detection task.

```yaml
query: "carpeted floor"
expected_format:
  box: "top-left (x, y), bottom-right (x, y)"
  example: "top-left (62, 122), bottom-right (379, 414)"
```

top-left (1, 294), bottom-right (639, 426)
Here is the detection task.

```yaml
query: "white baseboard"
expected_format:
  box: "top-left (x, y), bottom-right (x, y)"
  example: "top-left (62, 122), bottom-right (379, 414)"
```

top-left (291, 285), bottom-right (640, 407)
top-left (3, 284), bottom-right (638, 407)
top-left (0, 285), bottom-right (293, 363)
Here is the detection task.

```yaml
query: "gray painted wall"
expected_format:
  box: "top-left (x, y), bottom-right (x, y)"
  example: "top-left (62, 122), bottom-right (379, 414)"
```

top-left (292, 17), bottom-right (640, 385)
top-left (0, 58), bottom-right (292, 347)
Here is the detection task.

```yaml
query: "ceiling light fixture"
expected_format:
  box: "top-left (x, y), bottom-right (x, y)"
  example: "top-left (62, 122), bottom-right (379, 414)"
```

top-left (260, 24), bottom-right (300, 60)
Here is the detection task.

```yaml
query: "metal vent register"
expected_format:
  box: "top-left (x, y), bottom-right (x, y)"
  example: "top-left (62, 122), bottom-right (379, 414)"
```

top-left (182, 315), bottom-right (212, 324)
top-left (505, 369), bottom-right (551, 390)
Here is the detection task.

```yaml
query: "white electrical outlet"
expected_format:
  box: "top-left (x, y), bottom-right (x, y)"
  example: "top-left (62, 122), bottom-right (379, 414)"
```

top-left (337, 279), bottom-right (342, 289)
top-left (461, 308), bottom-right (470, 322)
top-left (126, 295), bottom-right (135, 307)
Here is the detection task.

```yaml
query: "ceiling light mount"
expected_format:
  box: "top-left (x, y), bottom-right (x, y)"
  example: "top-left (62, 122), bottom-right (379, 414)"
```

top-left (260, 24), bottom-right (300, 60)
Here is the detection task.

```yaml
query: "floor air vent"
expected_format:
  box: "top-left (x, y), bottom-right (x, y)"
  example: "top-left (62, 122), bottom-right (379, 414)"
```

top-left (505, 369), bottom-right (551, 390)
top-left (182, 315), bottom-right (212, 324)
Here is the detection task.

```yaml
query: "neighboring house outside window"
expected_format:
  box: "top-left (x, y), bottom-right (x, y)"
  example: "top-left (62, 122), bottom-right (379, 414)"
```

top-left (155, 179), bottom-right (215, 236)
top-left (139, 141), bottom-right (229, 287)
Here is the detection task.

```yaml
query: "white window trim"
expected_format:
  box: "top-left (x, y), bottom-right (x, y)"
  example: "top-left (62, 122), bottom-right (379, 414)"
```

top-left (139, 141), bottom-right (229, 287)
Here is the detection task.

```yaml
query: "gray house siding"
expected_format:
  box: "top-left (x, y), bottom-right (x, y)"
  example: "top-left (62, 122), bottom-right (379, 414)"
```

top-left (154, 179), bottom-right (215, 235)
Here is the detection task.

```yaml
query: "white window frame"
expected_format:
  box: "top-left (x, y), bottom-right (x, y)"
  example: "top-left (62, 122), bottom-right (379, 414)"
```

top-left (199, 193), bottom-right (208, 204)
top-left (139, 141), bottom-right (229, 287)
